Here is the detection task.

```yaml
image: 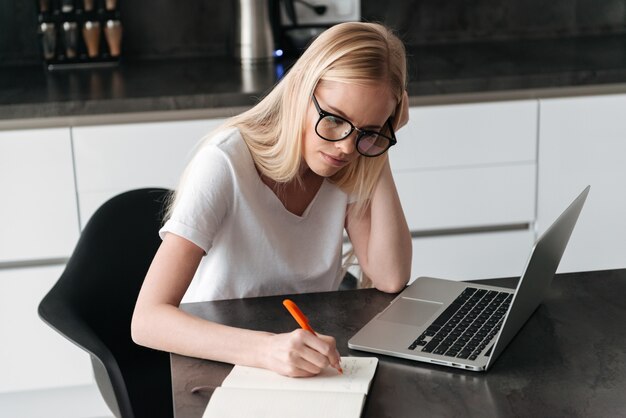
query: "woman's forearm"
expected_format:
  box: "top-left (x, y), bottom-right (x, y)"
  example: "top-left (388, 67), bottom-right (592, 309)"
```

top-left (366, 160), bottom-right (412, 290)
top-left (132, 301), bottom-right (341, 377)
top-left (348, 159), bottom-right (412, 292)
top-left (132, 302), bottom-right (272, 368)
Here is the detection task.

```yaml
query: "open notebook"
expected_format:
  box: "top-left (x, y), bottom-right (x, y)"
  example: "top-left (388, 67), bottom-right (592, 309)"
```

top-left (202, 357), bottom-right (378, 418)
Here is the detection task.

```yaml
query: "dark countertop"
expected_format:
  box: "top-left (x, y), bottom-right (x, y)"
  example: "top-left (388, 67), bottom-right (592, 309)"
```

top-left (171, 268), bottom-right (626, 418)
top-left (2, 33), bottom-right (626, 128)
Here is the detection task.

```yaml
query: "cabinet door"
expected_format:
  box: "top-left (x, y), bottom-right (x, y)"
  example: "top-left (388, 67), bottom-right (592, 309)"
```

top-left (390, 101), bottom-right (537, 231)
top-left (538, 94), bottom-right (626, 273)
top-left (391, 100), bottom-right (537, 171)
top-left (410, 229), bottom-right (535, 282)
top-left (0, 129), bottom-right (79, 264)
top-left (394, 164), bottom-right (536, 231)
top-left (72, 118), bottom-right (225, 228)
top-left (0, 265), bottom-right (93, 392)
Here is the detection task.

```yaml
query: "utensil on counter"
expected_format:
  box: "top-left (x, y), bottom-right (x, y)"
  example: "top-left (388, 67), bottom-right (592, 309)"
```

top-left (83, 21), bottom-right (101, 58)
top-left (39, 22), bottom-right (56, 60)
top-left (38, 0), bottom-right (50, 12)
top-left (61, 0), bottom-right (74, 13)
top-left (83, 0), bottom-right (95, 11)
top-left (62, 21), bottom-right (78, 58)
top-left (104, 20), bottom-right (123, 57)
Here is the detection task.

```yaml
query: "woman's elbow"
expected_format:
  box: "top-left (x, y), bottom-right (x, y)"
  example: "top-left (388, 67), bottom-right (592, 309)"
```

top-left (372, 274), bottom-right (409, 293)
top-left (130, 309), bottom-right (150, 347)
top-left (375, 281), bottom-right (406, 294)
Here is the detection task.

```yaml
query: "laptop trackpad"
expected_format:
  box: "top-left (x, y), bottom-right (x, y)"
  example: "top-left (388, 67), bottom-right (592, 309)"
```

top-left (379, 298), bottom-right (443, 326)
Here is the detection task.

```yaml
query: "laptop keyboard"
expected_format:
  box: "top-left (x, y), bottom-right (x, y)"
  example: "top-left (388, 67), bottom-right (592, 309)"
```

top-left (408, 287), bottom-right (512, 361)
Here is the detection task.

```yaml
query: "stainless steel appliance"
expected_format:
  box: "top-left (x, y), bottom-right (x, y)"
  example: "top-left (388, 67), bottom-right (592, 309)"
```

top-left (235, 0), bottom-right (276, 67)
top-left (270, 0), bottom-right (360, 59)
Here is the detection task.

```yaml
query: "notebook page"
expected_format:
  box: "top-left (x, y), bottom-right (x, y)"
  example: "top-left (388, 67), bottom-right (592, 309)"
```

top-left (221, 356), bottom-right (378, 394)
top-left (202, 388), bottom-right (365, 418)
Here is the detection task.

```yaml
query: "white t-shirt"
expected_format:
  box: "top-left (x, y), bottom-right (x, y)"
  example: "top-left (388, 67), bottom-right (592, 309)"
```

top-left (160, 128), bottom-right (349, 302)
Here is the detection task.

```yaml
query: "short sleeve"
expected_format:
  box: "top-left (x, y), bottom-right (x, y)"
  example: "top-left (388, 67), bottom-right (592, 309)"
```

top-left (160, 143), bottom-right (234, 253)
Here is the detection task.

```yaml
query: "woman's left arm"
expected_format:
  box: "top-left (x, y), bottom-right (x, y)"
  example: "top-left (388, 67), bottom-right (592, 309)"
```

top-left (346, 157), bottom-right (412, 293)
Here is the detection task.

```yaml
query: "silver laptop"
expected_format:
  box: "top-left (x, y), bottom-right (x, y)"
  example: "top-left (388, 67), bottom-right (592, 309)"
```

top-left (348, 186), bottom-right (590, 371)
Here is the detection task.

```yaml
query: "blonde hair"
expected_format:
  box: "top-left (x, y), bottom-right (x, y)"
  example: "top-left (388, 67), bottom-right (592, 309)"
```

top-left (169, 22), bottom-right (407, 218)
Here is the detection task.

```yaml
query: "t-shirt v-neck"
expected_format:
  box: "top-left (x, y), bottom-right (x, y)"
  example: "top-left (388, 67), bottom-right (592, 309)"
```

top-left (257, 174), bottom-right (327, 220)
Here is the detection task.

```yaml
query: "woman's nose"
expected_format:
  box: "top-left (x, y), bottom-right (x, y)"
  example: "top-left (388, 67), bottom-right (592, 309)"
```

top-left (335, 132), bottom-right (357, 155)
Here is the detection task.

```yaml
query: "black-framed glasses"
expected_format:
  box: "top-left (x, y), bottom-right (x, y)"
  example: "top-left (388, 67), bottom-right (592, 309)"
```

top-left (312, 95), bottom-right (397, 157)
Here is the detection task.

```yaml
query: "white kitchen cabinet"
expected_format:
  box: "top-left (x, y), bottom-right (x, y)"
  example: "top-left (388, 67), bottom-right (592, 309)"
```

top-left (0, 265), bottom-right (93, 393)
top-left (0, 128), bottom-right (79, 264)
top-left (72, 118), bottom-right (225, 228)
top-left (538, 93), bottom-right (626, 273)
top-left (394, 164), bottom-right (536, 231)
top-left (392, 100), bottom-right (537, 171)
top-left (0, 129), bottom-right (92, 403)
top-left (390, 100), bottom-right (538, 280)
top-left (410, 229), bottom-right (535, 282)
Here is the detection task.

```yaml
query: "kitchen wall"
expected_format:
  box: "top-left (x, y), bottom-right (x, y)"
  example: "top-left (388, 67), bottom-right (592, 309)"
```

top-left (2, 0), bottom-right (626, 66)
top-left (363, 0), bottom-right (626, 44)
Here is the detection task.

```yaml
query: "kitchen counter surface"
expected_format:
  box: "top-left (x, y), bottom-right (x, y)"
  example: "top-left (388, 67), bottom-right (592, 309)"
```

top-left (2, 33), bottom-right (626, 129)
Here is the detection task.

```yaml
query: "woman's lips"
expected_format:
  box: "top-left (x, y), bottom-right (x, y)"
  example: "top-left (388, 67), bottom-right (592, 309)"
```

top-left (320, 152), bottom-right (348, 167)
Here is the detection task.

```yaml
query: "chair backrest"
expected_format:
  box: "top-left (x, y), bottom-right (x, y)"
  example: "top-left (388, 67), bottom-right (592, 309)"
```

top-left (39, 188), bottom-right (173, 418)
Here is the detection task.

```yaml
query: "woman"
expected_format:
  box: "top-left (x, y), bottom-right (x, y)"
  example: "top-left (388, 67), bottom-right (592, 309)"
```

top-left (131, 22), bottom-right (412, 377)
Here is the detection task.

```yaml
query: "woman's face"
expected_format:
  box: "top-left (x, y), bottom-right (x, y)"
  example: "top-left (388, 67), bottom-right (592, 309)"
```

top-left (302, 81), bottom-right (396, 178)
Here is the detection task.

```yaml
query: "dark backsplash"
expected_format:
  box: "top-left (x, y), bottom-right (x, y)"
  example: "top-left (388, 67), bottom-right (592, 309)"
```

top-left (0, 0), bottom-right (235, 66)
top-left (364, 0), bottom-right (626, 44)
top-left (2, 0), bottom-right (626, 66)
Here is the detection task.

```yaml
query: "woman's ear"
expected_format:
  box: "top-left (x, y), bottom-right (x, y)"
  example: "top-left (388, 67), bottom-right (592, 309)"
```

top-left (394, 90), bottom-right (409, 131)
top-left (394, 90), bottom-right (410, 131)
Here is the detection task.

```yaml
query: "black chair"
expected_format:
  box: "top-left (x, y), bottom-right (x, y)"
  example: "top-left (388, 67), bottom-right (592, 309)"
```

top-left (38, 188), bottom-right (173, 418)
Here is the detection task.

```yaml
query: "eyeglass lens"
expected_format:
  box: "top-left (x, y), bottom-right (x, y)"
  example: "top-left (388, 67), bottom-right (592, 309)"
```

top-left (356, 133), bottom-right (389, 156)
top-left (317, 115), bottom-right (390, 156)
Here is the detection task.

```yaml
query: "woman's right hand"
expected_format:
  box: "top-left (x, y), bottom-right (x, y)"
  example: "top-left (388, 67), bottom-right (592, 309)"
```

top-left (262, 329), bottom-right (341, 377)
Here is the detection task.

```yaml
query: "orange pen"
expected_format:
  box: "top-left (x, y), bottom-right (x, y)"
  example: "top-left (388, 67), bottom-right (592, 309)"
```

top-left (283, 299), bottom-right (343, 374)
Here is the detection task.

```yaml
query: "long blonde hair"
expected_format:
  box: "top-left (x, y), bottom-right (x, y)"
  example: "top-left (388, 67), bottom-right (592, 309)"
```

top-left (169, 22), bottom-right (407, 218)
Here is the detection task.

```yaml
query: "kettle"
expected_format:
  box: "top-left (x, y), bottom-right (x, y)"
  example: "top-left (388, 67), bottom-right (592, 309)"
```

top-left (234, 0), bottom-right (276, 66)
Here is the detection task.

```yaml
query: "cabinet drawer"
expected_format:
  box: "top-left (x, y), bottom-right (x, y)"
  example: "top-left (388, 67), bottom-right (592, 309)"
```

top-left (0, 265), bottom-right (93, 392)
top-left (395, 164), bottom-right (536, 231)
top-left (410, 229), bottom-right (535, 282)
top-left (72, 118), bottom-right (225, 227)
top-left (0, 128), bottom-right (79, 263)
top-left (391, 100), bottom-right (537, 170)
